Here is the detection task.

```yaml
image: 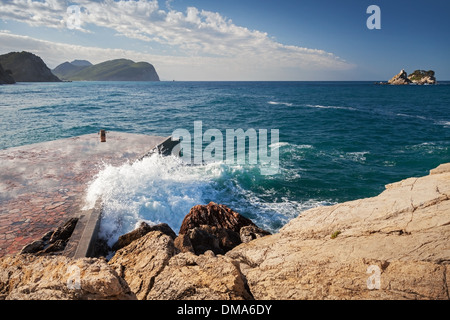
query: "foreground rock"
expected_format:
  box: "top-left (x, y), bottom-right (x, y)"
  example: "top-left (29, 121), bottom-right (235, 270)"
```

top-left (179, 202), bottom-right (257, 234)
top-left (111, 222), bottom-right (176, 251)
top-left (147, 251), bottom-right (253, 300)
top-left (108, 231), bottom-right (177, 300)
top-left (20, 217), bottom-right (78, 255)
top-left (227, 163), bottom-right (450, 299)
top-left (176, 202), bottom-right (269, 254)
top-left (1, 163), bottom-right (449, 300)
top-left (0, 255), bottom-right (135, 300)
top-left (108, 231), bottom-right (252, 300)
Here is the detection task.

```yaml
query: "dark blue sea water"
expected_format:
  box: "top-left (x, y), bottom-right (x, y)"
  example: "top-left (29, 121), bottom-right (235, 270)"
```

top-left (1, 81), bottom-right (449, 243)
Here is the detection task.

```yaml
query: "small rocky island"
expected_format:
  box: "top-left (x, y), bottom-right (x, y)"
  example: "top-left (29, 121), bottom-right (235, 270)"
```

top-left (383, 69), bottom-right (437, 85)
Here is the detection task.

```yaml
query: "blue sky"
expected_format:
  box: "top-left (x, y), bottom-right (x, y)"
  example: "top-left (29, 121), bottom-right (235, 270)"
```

top-left (0, 0), bottom-right (449, 80)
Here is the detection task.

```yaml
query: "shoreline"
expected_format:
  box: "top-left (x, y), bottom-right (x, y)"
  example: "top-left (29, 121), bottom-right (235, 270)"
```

top-left (1, 162), bottom-right (449, 300)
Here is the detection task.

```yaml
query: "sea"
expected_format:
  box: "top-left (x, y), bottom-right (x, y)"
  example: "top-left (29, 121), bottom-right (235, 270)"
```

top-left (1, 81), bottom-right (449, 246)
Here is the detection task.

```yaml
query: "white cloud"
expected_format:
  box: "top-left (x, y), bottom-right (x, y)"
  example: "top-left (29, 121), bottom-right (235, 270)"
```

top-left (0, 0), bottom-right (355, 80)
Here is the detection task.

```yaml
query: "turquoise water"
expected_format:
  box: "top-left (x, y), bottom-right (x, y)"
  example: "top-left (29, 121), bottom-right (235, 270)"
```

top-left (1, 81), bottom-right (449, 242)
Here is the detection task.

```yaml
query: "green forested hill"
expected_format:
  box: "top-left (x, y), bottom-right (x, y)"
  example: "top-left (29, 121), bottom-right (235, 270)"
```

top-left (53, 59), bottom-right (160, 81)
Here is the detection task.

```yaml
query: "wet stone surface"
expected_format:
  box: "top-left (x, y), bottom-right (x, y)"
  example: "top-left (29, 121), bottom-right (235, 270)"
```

top-left (0, 132), bottom-right (166, 257)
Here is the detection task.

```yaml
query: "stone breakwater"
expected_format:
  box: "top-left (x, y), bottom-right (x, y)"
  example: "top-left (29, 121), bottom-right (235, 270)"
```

top-left (1, 163), bottom-right (449, 300)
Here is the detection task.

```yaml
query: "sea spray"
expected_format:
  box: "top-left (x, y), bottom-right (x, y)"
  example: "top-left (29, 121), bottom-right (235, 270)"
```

top-left (82, 148), bottom-right (329, 247)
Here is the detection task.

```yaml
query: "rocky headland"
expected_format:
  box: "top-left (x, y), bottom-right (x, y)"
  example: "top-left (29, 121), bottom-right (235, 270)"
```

top-left (1, 163), bottom-right (449, 300)
top-left (52, 58), bottom-right (160, 81)
top-left (0, 63), bottom-right (15, 85)
top-left (0, 51), bottom-right (61, 83)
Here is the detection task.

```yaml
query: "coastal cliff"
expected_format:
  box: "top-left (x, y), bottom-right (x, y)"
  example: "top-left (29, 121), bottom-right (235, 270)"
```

top-left (0, 51), bottom-right (61, 82)
top-left (1, 163), bottom-right (449, 300)
top-left (53, 59), bottom-right (160, 81)
top-left (0, 63), bottom-right (15, 85)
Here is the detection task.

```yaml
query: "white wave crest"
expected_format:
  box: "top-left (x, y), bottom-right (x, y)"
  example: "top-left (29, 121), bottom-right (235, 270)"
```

top-left (268, 101), bottom-right (293, 107)
top-left (306, 104), bottom-right (355, 111)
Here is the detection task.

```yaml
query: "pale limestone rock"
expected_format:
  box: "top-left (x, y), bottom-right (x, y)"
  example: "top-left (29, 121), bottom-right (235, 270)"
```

top-left (227, 163), bottom-right (450, 300)
top-left (147, 251), bottom-right (253, 300)
top-left (3, 163), bottom-right (449, 300)
top-left (108, 231), bottom-right (177, 300)
top-left (388, 69), bottom-right (411, 85)
top-left (0, 255), bottom-right (135, 300)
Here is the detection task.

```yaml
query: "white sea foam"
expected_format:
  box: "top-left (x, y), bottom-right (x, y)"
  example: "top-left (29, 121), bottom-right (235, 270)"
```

top-left (437, 120), bottom-right (450, 127)
top-left (269, 142), bottom-right (313, 150)
top-left (306, 104), bottom-right (356, 111)
top-left (268, 101), bottom-right (293, 107)
top-left (396, 113), bottom-right (428, 121)
top-left (269, 141), bottom-right (290, 149)
top-left (83, 154), bottom-right (221, 246)
top-left (82, 152), bottom-right (327, 247)
top-left (345, 151), bottom-right (370, 163)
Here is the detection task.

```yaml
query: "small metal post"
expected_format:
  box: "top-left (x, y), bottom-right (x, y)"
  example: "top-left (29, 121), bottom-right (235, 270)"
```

top-left (100, 130), bottom-right (106, 142)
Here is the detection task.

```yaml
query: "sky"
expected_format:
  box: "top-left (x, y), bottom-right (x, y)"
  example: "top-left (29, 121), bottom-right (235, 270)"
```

top-left (0, 0), bottom-right (449, 81)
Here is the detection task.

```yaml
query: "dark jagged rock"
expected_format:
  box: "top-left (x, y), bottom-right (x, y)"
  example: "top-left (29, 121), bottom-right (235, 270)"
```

top-left (19, 217), bottom-right (78, 255)
top-left (240, 225), bottom-right (271, 243)
top-left (179, 202), bottom-right (257, 234)
top-left (112, 222), bottom-right (176, 251)
top-left (0, 51), bottom-right (61, 82)
top-left (48, 217), bottom-right (78, 244)
top-left (176, 202), bottom-right (270, 255)
top-left (183, 227), bottom-right (223, 255)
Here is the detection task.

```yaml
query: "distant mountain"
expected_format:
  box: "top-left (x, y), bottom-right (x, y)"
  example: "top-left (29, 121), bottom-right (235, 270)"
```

top-left (0, 63), bottom-right (16, 85)
top-left (53, 58), bottom-right (160, 81)
top-left (70, 60), bottom-right (92, 67)
top-left (52, 61), bottom-right (91, 80)
top-left (0, 51), bottom-right (61, 82)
